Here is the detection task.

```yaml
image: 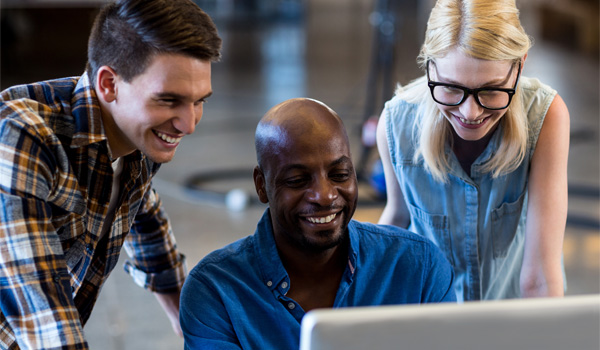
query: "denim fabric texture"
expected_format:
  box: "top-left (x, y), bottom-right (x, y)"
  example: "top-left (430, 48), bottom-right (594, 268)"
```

top-left (180, 209), bottom-right (455, 350)
top-left (384, 76), bottom-right (559, 301)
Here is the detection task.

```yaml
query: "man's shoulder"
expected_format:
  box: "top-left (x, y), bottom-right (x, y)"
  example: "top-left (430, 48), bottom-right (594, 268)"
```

top-left (1, 77), bottom-right (80, 105)
top-left (0, 77), bottom-right (82, 132)
top-left (350, 220), bottom-right (446, 260)
top-left (189, 235), bottom-right (256, 278)
top-left (351, 220), bottom-right (432, 244)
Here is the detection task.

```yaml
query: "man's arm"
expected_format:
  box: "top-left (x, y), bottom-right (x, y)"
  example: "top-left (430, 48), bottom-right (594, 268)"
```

top-left (123, 187), bottom-right (187, 335)
top-left (0, 117), bottom-right (88, 349)
top-left (421, 241), bottom-right (457, 303)
top-left (179, 272), bottom-right (243, 350)
top-left (154, 290), bottom-right (183, 337)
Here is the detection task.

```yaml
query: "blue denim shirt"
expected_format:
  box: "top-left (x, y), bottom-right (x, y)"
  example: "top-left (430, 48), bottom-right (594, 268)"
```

top-left (180, 209), bottom-right (455, 350)
top-left (384, 76), bottom-right (558, 301)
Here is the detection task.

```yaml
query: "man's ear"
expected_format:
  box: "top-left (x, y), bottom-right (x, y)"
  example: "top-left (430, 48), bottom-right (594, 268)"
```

top-left (253, 166), bottom-right (269, 204)
top-left (95, 66), bottom-right (119, 103)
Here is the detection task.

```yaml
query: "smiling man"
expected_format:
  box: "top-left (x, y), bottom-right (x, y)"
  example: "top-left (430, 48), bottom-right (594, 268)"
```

top-left (179, 98), bottom-right (456, 350)
top-left (0, 0), bottom-right (221, 348)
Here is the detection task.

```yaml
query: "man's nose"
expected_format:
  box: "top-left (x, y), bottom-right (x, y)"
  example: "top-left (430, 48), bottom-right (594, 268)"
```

top-left (175, 104), bottom-right (203, 134)
top-left (306, 178), bottom-right (337, 206)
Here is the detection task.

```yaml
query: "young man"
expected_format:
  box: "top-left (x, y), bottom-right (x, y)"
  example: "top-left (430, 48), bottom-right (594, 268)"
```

top-left (180, 98), bottom-right (456, 350)
top-left (0, 0), bottom-right (221, 348)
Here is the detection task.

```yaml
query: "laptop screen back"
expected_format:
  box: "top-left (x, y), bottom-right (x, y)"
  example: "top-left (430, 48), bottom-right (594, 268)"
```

top-left (300, 294), bottom-right (600, 350)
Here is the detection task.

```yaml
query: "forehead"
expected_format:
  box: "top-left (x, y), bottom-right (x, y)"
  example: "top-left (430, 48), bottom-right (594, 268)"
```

top-left (265, 123), bottom-right (351, 173)
top-left (433, 49), bottom-right (513, 86)
top-left (129, 53), bottom-right (212, 96)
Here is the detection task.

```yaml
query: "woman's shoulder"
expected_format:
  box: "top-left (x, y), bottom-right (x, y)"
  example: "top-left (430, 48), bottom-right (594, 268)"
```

top-left (520, 76), bottom-right (557, 107)
top-left (385, 77), bottom-right (428, 110)
top-left (383, 94), bottom-right (422, 132)
top-left (519, 76), bottom-right (559, 131)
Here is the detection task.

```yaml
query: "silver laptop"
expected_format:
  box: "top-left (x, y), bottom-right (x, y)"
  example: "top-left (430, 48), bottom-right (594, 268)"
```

top-left (300, 294), bottom-right (600, 350)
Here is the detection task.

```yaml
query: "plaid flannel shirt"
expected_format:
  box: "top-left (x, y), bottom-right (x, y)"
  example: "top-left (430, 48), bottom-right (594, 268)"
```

top-left (0, 74), bottom-right (187, 349)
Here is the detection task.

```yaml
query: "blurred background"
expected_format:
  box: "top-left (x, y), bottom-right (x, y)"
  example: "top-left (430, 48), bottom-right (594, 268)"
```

top-left (1, 0), bottom-right (598, 348)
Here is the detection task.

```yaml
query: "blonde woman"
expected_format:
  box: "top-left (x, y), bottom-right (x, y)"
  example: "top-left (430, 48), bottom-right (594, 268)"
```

top-left (377, 0), bottom-right (569, 301)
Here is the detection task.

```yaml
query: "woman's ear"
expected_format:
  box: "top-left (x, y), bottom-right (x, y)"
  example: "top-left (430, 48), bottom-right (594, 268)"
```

top-left (520, 53), bottom-right (528, 72)
top-left (253, 166), bottom-right (269, 204)
top-left (95, 66), bottom-right (119, 103)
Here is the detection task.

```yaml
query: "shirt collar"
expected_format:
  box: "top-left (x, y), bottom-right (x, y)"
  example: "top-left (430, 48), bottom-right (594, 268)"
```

top-left (254, 209), bottom-right (359, 293)
top-left (255, 209), bottom-right (289, 293)
top-left (446, 123), bottom-right (504, 180)
top-left (473, 122), bottom-right (503, 165)
top-left (70, 72), bottom-right (108, 148)
top-left (346, 220), bottom-right (359, 275)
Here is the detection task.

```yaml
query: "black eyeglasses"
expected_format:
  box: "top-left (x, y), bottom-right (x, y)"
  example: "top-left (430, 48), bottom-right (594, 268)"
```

top-left (426, 60), bottom-right (521, 110)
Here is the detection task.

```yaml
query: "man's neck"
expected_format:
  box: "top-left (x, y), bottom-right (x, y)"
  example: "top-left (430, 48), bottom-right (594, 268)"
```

top-left (276, 234), bottom-right (349, 312)
top-left (97, 91), bottom-right (134, 159)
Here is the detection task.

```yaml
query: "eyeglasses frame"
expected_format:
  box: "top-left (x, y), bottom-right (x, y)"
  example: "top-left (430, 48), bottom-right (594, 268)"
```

top-left (426, 60), bottom-right (522, 110)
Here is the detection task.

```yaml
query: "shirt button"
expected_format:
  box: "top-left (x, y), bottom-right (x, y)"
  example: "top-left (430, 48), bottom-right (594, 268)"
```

top-left (266, 281), bottom-right (273, 287)
top-left (281, 282), bottom-right (288, 289)
top-left (287, 302), bottom-right (295, 310)
top-left (53, 275), bottom-right (60, 283)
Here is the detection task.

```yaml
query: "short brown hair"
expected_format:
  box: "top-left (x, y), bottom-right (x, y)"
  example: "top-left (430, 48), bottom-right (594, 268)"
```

top-left (86, 0), bottom-right (222, 86)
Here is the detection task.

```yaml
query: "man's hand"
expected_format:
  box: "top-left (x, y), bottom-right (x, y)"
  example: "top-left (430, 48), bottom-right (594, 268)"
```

top-left (154, 290), bottom-right (183, 337)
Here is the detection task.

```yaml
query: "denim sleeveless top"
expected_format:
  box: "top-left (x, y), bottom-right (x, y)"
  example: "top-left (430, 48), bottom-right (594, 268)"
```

top-left (384, 76), bottom-right (557, 301)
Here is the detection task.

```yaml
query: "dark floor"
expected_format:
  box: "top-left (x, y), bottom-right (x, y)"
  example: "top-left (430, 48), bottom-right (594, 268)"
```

top-left (1, 1), bottom-right (599, 349)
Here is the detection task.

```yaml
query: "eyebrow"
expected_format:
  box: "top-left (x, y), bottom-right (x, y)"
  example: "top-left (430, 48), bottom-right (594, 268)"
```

top-left (330, 155), bottom-right (353, 168)
top-left (153, 91), bottom-right (213, 101)
top-left (278, 155), bottom-right (353, 173)
top-left (433, 63), bottom-right (514, 87)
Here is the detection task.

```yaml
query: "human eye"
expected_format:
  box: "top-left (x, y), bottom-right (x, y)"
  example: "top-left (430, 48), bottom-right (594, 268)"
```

top-left (432, 84), bottom-right (464, 105)
top-left (283, 175), bottom-right (308, 188)
top-left (194, 98), bottom-right (208, 107)
top-left (330, 168), bottom-right (351, 182)
top-left (478, 89), bottom-right (504, 97)
top-left (477, 89), bottom-right (510, 109)
top-left (441, 86), bottom-right (463, 95)
top-left (156, 97), bottom-right (178, 107)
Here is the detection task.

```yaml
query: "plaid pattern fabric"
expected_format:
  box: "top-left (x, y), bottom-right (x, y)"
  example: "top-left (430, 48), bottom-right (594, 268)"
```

top-left (0, 74), bottom-right (187, 349)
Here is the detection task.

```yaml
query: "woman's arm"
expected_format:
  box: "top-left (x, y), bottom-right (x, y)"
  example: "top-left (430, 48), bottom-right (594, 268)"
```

top-left (520, 93), bottom-right (570, 297)
top-left (376, 111), bottom-right (411, 228)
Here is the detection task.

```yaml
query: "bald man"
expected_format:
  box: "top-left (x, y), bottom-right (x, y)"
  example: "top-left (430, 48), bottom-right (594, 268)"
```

top-left (179, 98), bottom-right (456, 350)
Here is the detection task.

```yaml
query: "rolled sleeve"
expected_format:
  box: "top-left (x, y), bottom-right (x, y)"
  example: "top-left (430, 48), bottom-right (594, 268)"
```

top-left (124, 253), bottom-right (187, 293)
top-left (124, 187), bottom-right (187, 293)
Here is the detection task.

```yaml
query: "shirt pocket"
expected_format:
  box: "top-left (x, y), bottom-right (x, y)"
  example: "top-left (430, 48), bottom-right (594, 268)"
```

top-left (407, 203), bottom-right (454, 265)
top-left (491, 191), bottom-right (526, 258)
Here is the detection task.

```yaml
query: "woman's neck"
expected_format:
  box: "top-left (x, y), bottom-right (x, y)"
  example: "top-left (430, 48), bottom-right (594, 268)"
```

top-left (452, 127), bottom-right (497, 176)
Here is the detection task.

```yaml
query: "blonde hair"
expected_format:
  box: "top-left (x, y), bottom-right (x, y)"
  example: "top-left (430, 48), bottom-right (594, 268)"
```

top-left (399, 0), bottom-right (532, 182)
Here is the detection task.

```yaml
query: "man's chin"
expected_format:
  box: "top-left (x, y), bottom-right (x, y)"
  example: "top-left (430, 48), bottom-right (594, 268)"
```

top-left (301, 229), bottom-right (347, 254)
top-left (145, 151), bottom-right (176, 164)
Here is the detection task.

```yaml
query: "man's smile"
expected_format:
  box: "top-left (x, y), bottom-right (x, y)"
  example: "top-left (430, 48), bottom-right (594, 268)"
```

top-left (153, 130), bottom-right (182, 144)
top-left (305, 213), bottom-right (337, 224)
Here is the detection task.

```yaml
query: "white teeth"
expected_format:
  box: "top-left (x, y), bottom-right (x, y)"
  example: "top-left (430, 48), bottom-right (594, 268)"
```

top-left (306, 213), bottom-right (336, 224)
top-left (460, 117), bottom-right (484, 125)
top-left (155, 131), bottom-right (182, 144)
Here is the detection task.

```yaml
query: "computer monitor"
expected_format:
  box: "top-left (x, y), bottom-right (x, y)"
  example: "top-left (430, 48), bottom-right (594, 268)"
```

top-left (300, 294), bottom-right (600, 350)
